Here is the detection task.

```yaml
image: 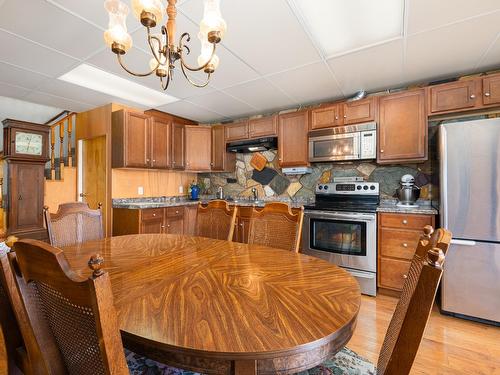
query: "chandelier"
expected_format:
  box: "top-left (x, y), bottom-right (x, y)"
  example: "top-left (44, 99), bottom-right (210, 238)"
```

top-left (103, 0), bottom-right (226, 90)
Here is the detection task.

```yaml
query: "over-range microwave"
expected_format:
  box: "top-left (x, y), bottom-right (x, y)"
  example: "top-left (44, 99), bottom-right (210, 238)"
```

top-left (308, 122), bottom-right (377, 162)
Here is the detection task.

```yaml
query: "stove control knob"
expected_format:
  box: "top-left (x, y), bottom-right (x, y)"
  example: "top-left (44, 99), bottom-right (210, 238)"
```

top-left (370, 185), bottom-right (376, 190)
top-left (363, 185), bottom-right (369, 190)
top-left (324, 185), bottom-right (328, 190)
top-left (357, 185), bottom-right (362, 190)
top-left (318, 185), bottom-right (323, 190)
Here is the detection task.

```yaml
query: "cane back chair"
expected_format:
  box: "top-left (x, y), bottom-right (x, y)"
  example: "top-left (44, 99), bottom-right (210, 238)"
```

top-left (196, 200), bottom-right (238, 241)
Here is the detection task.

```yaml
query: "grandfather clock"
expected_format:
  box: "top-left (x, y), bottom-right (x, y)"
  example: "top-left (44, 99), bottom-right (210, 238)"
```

top-left (2, 119), bottom-right (50, 240)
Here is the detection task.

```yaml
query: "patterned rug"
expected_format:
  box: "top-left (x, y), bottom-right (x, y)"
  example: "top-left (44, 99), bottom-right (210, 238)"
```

top-left (125, 347), bottom-right (376, 375)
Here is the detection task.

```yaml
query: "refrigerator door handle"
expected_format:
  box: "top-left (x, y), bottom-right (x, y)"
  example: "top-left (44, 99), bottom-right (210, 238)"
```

top-left (450, 239), bottom-right (477, 246)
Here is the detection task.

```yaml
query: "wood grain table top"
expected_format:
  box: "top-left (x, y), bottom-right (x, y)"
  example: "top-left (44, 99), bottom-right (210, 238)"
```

top-left (62, 234), bottom-right (361, 360)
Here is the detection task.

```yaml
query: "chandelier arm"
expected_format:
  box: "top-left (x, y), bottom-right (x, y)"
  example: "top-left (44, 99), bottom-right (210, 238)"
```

top-left (180, 62), bottom-right (211, 88)
top-left (117, 54), bottom-right (158, 77)
top-left (146, 27), bottom-right (164, 63)
top-left (160, 71), bottom-right (171, 91)
top-left (178, 32), bottom-right (217, 72)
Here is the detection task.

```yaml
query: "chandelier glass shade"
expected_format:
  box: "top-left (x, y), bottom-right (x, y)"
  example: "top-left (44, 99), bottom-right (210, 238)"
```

top-left (104, 0), bottom-right (226, 90)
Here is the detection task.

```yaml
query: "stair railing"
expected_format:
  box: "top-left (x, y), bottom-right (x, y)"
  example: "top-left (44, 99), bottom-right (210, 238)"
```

top-left (48, 112), bottom-right (76, 180)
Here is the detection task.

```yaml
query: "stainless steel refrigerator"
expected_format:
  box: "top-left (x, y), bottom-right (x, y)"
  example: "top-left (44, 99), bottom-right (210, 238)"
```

top-left (440, 118), bottom-right (500, 325)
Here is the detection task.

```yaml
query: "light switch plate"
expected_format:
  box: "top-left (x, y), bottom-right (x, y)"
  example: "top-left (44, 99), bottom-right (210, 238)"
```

top-left (138, 186), bottom-right (144, 195)
top-left (179, 185), bottom-right (184, 194)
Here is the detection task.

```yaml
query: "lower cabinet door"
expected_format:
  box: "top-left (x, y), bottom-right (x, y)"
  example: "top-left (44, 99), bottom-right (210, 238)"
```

top-left (140, 217), bottom-right (164, 234)
top-left (166, 217), bottom-right (184, 234)
top-left (379, 258), bottom-right (411, 291)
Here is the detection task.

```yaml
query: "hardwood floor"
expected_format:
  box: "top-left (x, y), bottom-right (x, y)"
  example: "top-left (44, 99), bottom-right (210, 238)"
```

top-left (350, 294), bottom-right (500, 374)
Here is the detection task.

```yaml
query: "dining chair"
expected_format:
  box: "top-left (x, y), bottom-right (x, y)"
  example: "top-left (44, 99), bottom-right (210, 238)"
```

top-left (196, 200), bottom-right (238, 241)
top-left (302, 226), bottom-right (452, 375)
top-left (9, 238), bottom-right (194, 375)
top-left (247, 202), bottom-right (304, 252)
top-left (44, 202), bottom-right (104, 247)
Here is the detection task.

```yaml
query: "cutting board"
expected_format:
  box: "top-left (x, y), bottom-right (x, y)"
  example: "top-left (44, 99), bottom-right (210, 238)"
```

top-left (250, 153), bottom-right (267, 171)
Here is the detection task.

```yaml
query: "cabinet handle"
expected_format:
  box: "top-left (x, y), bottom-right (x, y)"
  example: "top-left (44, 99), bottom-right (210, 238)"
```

top-left (380, 149), bottom-right (384, 153)
top-left (153, 213), bottom-right (156, 217)
top-left (161, 225), bottom-right (165, 229)
top-left (343, 115), bottom-right (347, 118)
top-left (402, 274), bottom-right (408, 279)
top-left (240, 223), bottom-right (243, 227)
top-left (335, 116), bottom-right (338, 120)
top-left (469, 94), bottom-right (476, 99)
top-left (167, 224), bottom-right (170, 227)
top-left (146, 158), bottom-right (150, 162)
top-left (402, 219), bottom-right (408, 224)
top-left (485, 92), bottom-right (491, 97)
top-left (152, 159), bottom-right (156, 162)
top-left (402, 243), bottom-right (408, 248)
top-left (175, 210), bottom-right (179, 214)
top-left (172, 161), bottom-right (176, 165)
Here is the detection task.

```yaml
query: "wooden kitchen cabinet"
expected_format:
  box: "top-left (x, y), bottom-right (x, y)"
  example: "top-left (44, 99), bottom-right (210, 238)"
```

top-left (225, 121), bottom-right (249, 141)
top-left (211, 125), bottom-right (235, 172)
top-left (482, 73), bottom-right (500, 106)
top-left (342, 97), bottom-right (376, 125)
top-left (428, 79), bottom-right (479, 114)
top-left (171, 121), bottom-right (185, 170)
top-left (377, 212), bottom-right (435, 293)
top-left (149, 117), bottom-right (170, 169)
top-left (248, 116), bottom-right (278, 138)
top-left (140, 208), bottom-right (164, 234)
top-left (233, 206), bottom-right (253, 243)
top-left (112, 109), bottom-right (150, 168)
top-left (184, 204), bottom-right (198, 235)
top-left (378, 89), bottom-right (427, 164)
top-left (113, 206), bottom-right (186, 235)
top-left (278, 110), bottom-right (309, 167)
top-left (310, 104), bottom-right (343, 129)
top-left (185, 125), bottom-right (212, 171)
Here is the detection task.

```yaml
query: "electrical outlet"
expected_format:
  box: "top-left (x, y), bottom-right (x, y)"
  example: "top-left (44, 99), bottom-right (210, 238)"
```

top-left (138, 186), bottom-right (144, 195)
top-left (179, 185), bottom-right (184, 194)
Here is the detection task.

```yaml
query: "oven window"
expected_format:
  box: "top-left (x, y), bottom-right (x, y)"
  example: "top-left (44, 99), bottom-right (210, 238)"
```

top-left (310, 219), bottom-right (366, 256)
top-left (313, 138), bottom-right (355, 158)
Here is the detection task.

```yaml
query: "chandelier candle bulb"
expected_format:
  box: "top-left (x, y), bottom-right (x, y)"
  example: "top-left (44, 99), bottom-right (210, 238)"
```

top-left (104, 0), bottom-right (133, 54)
top-left (132, 0), bottom-right (164, 27)
top-left (200, 0), bottom-right (227, 39)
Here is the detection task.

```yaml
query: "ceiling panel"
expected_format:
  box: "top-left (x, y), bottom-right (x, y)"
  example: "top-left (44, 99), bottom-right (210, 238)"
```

top-left (223, 79), bottom-right (297, 112)
top-left (328, 39), bottom-right (404, 96)
top-left (268, 61), bottom-right (343, 104)
top-left (404, 12), bottom-right (500, 84)
top-left (187, 90), bottom-right (256, 119)
top-left (0, 82), bottom-right (30, 100)
top-left (0, 0), bottom-right (103, 60)
top-left (156, 100), bottom-right (228, 123)
top-left (180, 0), bottom-right (321, 75)
top-left (477, 36), bottom-right (500, 71)
top-left (24, 91), bottom-right (94, 113)
top-left (0, 29), bottom-right (79, 77)
top-left (0, 61), bottom-right (50, 90)
top-left (407, 0), bottom-right (500, 35)
top-left (0, 96), bottom-right (63, 123)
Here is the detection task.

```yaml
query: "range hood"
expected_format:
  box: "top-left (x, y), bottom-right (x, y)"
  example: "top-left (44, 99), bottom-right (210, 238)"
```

top-left (226, 137), bottom-right (277, 153)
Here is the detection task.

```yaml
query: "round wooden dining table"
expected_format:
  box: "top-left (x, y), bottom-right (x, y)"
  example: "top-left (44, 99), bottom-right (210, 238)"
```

top-left (62, 234), bottom-right (361, 375)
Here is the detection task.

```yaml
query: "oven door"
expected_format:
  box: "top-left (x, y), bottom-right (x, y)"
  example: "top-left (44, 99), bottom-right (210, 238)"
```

top-left (308, 133), bottom-right (360, 162)
top-left (302, 210), bottom-right (377, 272)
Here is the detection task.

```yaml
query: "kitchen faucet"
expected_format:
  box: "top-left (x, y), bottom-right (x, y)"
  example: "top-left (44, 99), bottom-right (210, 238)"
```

top-left (251, 187), bottom-right (258, 201)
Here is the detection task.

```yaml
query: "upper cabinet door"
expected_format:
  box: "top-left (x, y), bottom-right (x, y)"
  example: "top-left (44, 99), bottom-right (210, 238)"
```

top-left (171, 121), bottom-right (185, 170)
top-left (482, 74), bottom-right (500, 106)
top-left (185, 125), bottom-right (212, 171)
top-left (310, 104), bottom-right (343, 129)
top-left (378, 89), bottom-right (427, 164)
top-left (225, 121), bottom-right (249, 141)
top-left (248, 116), bottom-right (278, 138)
top-left (112, 110), bottom-right (150, 168)
top-left (211, 125), bottom-right (235, 172)
top-left (150, 117), bottom-right (171, 169)
top-left (428, 80), bottom-right (478, 114)
top-left (278, 111), bottom-right (309, 167)
top-left (342, 97), bottom-right (376, 125)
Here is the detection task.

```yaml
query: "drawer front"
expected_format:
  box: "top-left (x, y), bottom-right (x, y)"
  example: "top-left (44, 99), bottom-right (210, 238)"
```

top-left (167, 206), bottom-right (184, 218)
top-left (380, 228), bottom-right (422, 260)
top-left (379, 258), bottom-right (411, 291)
top-left (141, 208), bottom-right (164, 220)
top-left (379, 213), bottom-right (433, 230)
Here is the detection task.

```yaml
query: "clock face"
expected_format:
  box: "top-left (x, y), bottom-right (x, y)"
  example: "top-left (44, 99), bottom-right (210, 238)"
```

top-left (15, 132), bottom-right (43, 156)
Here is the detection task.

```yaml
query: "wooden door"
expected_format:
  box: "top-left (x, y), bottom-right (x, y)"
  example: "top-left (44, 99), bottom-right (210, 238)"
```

top-left (278, 111), bottom-right (309, 167)
top-left (171, 121), bottom-right (185, 169)
top-left (378, 89), bottom-right (427, 163)
top-left (8, 162), bottom-right (44, 234)
top-left (225, 121), bottom-right (248, 141)
top-left (428, 80), bottom-right (478, 114)
top-left (248, 116), bottom-right (278, 138)
top-left (211, 125), bottom-right (225, 171)
top-left (310, 104), bottom-right (343, 129)
top-left (150, 117), bottom-right (170, 169)
top-left (124, 111), bottom-right (149, 168)
top-left (185, 126), bottom-right (211, 171)
top-left (183, 205), bottom-right (198, 235)
top-left (342, 97), bottom-right (376, 124)
top-left (482, 74), bottom-right (500, 106)
top-left (166, 216), bottom-right (184, 234)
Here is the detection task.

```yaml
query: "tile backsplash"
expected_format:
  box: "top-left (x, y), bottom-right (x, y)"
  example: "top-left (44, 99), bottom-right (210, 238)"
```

top-left (198, 150), bottom-right (436, 201)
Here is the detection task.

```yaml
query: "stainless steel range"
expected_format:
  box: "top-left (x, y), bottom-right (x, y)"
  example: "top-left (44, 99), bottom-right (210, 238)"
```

top-left (302, 181), bottom-right (379, 296)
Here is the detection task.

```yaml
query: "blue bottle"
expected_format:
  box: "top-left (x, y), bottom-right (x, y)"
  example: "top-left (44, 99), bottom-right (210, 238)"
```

top-left (190, 184), bottom-right (200, 200)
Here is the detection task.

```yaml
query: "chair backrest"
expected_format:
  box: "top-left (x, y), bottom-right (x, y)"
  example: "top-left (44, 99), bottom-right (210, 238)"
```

top-left (247, 203), bottom-right (304, 253)
top-left (44, 202), bottom-right (104, 247)
top-left (196, 200), bottom-right (238, 241)
top-left (9, 239), bottom-right (128, 375)
top-left (377, 226), bottom-right (452, 375)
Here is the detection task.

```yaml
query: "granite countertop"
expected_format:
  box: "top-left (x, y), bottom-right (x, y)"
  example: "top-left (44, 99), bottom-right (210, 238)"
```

top-left (376, 200), bottom-right (438, 215)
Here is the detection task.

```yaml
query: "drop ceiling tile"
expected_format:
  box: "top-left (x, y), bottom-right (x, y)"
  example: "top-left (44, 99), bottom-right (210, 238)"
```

top-left (180, 0), bottom-right (321, 75)
top-left (0, 30), bottom-right (79, 77)
top-left (268, 61), bottom-right (344, 104)
top-left (404, 12), bottom-right (500, 83)
top-left (223, 79), bottom-right (297, 112)
top-left (477, 36), bottom-right (500, 71)
top-left (407, 0), bottom-right (500, 35)
top-left (24, 91), bottom-right (94, 112)
top-left (156, 100), bottom-right (227, 123)
top-left (187, 90), bottom-right (256, 119)
top-left (0, 82), bottom-right (31, 100)
top-left (0, 0), bottom-right (103, 60)
top-left (0, 61), bottom-right (50, 90)
top-left (327, 39), bottom-right (404, 96)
